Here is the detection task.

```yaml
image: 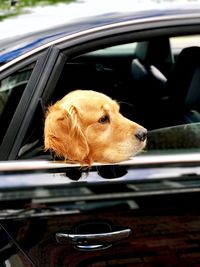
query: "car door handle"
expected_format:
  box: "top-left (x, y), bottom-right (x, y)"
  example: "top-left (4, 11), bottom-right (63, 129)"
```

top-left (56, 228), bottom-right (132, 251)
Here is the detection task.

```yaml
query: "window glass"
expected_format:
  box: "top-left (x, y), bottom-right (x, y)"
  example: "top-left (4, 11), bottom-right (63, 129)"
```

top-left (85, 42), bottom-right (137, 56)
top-left (0, 63), bottom-right (35, 143)
top-left (170, 35), bottom-right (200, 54)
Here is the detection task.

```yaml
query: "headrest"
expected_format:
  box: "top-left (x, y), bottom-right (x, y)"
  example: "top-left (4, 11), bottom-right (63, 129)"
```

top-left (135, 38), bottom-right (174, 74)
top-left (131, 58), bottom-right (148, 80)
top-left (149, 65), bottom-right (167, 84)
top-left (167, 46), bottom-right (200, 109)
top-left (131, 59), bottom-right (167, 86)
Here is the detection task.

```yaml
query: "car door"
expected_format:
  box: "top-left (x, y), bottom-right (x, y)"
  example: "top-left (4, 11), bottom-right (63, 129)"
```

top-left (1, 151), bottom-right (200, 267)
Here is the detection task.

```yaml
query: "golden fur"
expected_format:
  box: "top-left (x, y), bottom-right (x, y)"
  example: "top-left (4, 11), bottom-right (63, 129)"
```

top-left (44, 90), bottom-right (147, 165)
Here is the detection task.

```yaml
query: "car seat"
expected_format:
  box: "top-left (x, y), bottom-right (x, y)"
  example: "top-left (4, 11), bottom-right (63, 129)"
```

top-left (160, 46), bottom-right (200, 127)
top-left (130, 38), bottom-right (174, 129)
top-left (134, 37), bottom-right (174, 76)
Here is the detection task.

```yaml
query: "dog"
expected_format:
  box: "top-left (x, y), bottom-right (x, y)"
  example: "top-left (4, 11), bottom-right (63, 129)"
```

top-left (44, 90), bottom-right (147, 165)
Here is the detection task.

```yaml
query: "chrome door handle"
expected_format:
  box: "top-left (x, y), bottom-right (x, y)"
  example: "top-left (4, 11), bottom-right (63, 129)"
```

top-left (56, 228), bottom-right (132, 251)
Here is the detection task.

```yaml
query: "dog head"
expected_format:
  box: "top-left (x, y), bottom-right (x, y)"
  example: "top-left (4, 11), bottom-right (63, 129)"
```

top-left (44, 90), bottom-right (147, 165)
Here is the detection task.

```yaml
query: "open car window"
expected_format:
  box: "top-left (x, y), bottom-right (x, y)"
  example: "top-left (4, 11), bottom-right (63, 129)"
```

top-left (2, 33), bottom-right (200, 186)
top-left (170, 35), bottom-right (200, 56)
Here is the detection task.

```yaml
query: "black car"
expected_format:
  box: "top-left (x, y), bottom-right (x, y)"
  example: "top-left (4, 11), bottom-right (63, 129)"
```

top-left (1, 5), bottom-right (200, 266)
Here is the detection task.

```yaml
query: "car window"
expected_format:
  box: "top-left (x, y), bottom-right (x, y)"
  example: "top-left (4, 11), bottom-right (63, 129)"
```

top-left (170, 35), bottom-right (200, 57)
top-left (9, 35), bottom-right (200, 173)
top-left (52, 37), bottom-right (200, 162)
top-left (85, 43), bottom-right (137, 56)
top-left (0, 63), bottom-right (35, 143)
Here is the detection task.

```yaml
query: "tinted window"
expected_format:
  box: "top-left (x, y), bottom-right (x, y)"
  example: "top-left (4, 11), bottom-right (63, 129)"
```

top-left (0, 63), bottom-right (35, 143)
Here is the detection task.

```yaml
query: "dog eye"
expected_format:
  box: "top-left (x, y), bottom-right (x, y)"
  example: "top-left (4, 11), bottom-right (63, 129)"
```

top-left (98, 115), bottom-right (110, 124)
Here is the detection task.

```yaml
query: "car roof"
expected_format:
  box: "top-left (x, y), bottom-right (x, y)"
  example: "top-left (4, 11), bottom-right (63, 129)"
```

top-left (1, 6), bottom-right (200, 66)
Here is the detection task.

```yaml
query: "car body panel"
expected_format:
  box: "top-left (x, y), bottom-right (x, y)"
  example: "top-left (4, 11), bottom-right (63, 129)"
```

top-left (1, 154), bottom-right (200, 266)
top-left (1, 7), bottom-right (200, 69)
top-left (2, 203), bottom-right (200, 267)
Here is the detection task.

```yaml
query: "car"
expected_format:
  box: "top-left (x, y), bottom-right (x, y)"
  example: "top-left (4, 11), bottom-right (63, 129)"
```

top-left (1, 3), bottom-right (200, 266)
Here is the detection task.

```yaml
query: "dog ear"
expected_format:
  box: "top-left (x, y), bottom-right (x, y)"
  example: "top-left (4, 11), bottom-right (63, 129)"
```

top-left (44, 105), bottom-right (91, 164)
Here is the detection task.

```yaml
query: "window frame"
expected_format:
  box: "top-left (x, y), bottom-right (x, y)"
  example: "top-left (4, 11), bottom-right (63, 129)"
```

top-left (0, 46), bottom-right (66, 160)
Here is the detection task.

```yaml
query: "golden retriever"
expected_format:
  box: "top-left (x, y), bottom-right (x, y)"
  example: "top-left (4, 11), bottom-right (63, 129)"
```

top-left (44, 90), bottom-right (147, 165)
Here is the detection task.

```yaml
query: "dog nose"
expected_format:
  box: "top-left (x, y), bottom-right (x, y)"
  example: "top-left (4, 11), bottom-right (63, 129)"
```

top-left (135, 128), bottom-right (147, 142)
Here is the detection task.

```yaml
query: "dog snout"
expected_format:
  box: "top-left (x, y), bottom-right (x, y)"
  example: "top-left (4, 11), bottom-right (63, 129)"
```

top-left (135, 128), bottom-right (147, 142)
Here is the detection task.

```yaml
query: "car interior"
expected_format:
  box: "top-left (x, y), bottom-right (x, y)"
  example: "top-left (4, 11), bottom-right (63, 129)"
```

top-left (2, 34), bottom-right (200, 160)
top-left (44, 34), bottom-right (200, 155)
top-left (59, 37), bottom-right (174, 130)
